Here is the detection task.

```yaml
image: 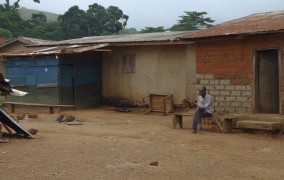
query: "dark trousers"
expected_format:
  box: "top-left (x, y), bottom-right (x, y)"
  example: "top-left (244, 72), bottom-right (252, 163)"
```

top-left (192, 109), bottom-right (212, 132)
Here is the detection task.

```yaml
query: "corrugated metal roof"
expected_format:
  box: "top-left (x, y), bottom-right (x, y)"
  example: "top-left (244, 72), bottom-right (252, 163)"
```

top-left (18, 36), bottom-right (54, 45)
top-left (0, 37), bottom-right (7, 44)
top-left (30, 31), bottom-right (195, 46)
top-left (181, 10), bottom-right (284, 39)
top-left (0, 36), bottom-right (54, 49)
top-left (2, 44), bottom-right (110, 57)
top-left (3, 31), bottom-right (195, 57)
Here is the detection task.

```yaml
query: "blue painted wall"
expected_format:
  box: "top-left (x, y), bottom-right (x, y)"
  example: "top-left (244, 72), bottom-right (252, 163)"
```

top-left (7, 56), bottom-right (59, 86)
top-left (6, 56), bottom-right (60, 104)
top-left (6, 53), bottom-right (102, 108)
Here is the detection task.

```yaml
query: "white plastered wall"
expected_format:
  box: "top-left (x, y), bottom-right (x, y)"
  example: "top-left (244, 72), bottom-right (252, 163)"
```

top-left (102, 44), bottom-right (196, 105)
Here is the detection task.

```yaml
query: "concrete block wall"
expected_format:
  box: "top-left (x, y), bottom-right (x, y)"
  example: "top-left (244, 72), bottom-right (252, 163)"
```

top-left (196, 74), bottom-right (253, 113)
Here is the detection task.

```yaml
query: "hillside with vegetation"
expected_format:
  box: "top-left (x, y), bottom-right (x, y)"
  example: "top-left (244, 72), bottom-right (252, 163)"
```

top-left (18, 7), bottom-right (59, 22)
top-left (0, 1), bottom-right (214, 40)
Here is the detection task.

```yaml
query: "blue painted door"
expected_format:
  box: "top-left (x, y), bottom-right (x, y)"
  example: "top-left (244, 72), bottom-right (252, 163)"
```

top-left (59, 53), bottom-right (102, 108)
top-left (73, 64), bottom-right (102, 108)
top-left (60, 65), bottom-right (74, 105)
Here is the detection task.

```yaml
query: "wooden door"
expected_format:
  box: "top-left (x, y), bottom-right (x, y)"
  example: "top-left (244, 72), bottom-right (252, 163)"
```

top-left (60, 65), bottom-right (74, 105)
top-left (256, 49), bottom-right (279, 114)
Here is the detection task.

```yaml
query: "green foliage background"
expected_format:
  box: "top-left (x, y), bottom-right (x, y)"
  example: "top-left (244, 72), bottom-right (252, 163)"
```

top-left (0, 1), bottom-right (215, 40)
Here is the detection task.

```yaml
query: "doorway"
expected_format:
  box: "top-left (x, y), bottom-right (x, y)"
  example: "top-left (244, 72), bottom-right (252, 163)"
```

top-left (59, 52), bottom-right (102, 109)
top-left (60, 64), bottom-right (74, 105)
top-left (255, 49), bottom-right (279, 114)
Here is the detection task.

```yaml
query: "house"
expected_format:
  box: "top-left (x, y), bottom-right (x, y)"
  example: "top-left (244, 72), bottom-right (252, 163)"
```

top-left (0, 36), bottom-right (54, 56)
top-left (0, 36), bottom-right (53, 76)
top-left (181, 11), bottom-right (284, 114)
top-left (0, 37), bottom-right (7, 44)
top-left (3, 31), bottom-right (197, 108)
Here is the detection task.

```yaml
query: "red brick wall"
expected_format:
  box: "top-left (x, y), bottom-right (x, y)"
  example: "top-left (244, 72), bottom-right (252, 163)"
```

top-left (195, 34), bottom-right (284, 113)
top-left (196, 39), bottom-right (252, 76)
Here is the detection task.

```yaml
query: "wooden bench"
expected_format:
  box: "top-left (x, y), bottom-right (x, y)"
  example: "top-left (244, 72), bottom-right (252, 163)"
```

top-left (171, 112), bottom-right (192, 129)
top-left (171, 112), bottom-right (223, 131)
top-left (3, 102), bottom-right (75, 114)
top-left (203, 116), bottom-right (223, 131)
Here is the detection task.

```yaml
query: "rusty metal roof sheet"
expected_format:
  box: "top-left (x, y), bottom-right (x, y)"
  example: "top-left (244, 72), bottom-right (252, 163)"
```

top-left (18, 36), bottom-right (54, 45)
top-left (2, 44), bottom-right (110, 57)
top-left (181, 10), bottom-right (284, 40)
top-left (30, 31), bottom-right (195, 46)
top-left (0, 36), bottom-right (54, 49)
top-left (3, 31), bottom-right (195, 57)
top-left (0, 37), bottom-right (7, 44)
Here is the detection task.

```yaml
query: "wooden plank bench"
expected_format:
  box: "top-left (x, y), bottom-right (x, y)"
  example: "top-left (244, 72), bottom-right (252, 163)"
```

top-left (203, 116), bottom-right (223, 131)
top-left (171, 112), bottom-right (223, 131)
top-left (171, 112), bottom-right (192, 129)
top-left (3, 102), bottom-right (75, 114)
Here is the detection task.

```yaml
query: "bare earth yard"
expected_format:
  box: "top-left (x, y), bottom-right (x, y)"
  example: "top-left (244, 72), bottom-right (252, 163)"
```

top-left (0, 108), bottom-right (284, 180)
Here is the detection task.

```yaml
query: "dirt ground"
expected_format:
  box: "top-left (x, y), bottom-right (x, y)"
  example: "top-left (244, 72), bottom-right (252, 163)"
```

top-left (0, 108), bottom-right (284, 180)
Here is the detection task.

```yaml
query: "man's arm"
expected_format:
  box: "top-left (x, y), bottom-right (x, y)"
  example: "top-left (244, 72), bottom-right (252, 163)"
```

top-left (197, 96), bottom-right (213, 109)
top-left (197, 96), bottom-right (203, 108)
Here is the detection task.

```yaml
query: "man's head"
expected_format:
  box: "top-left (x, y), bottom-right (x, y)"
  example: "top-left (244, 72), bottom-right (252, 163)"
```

top-left (199, 86), bottom-right (206, 97)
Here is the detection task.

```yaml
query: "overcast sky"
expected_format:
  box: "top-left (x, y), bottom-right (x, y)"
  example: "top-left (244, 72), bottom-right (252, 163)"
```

top-left (3, 0), bottom-right (284, 30)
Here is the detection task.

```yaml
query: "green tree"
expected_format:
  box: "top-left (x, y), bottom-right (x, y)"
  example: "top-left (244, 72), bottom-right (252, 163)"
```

top-left (86, 4), bottom-right (128, 35)
top-left (170, 11), bottom-right (214, 31)
top-left (59, 3), bottom-right (129, 39)
top-left (0, 8), bottom-right (24, 36)
top-left (104, 6), bottom-right (129, 34)
top-left (24, 12), bottom-right (47, 33)
top-left (85, 3), bottom-right (107, 36)
top-left (23, 21), bottom-right (63, 40)
top-left (118, 28), bottom-right (138, 34)
top-left (141, 26), bottom-right (165, 33)
top-left (58, 5), bottom-right (88, 39)
top-left (0, 0), bottom-right (40, 10)
top-left (0, 0), bottom-right (40, 37)
top-left (30, 12), bottom-right (47, 26)
top-left (0, 28), bottom-right (12, 38)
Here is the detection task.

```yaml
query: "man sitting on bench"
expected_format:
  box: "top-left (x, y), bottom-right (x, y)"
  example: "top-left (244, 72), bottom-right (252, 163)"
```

top-left (192, 86), bottom-right (214, 134)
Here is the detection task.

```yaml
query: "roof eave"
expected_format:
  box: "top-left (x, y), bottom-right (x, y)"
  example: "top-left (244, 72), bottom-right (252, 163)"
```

top-left (181, 30), bottom-right (284, 42)
top-left (27, 40), bottom-right (189, 47)
top-left (0, 38), bottom-right (18, 49)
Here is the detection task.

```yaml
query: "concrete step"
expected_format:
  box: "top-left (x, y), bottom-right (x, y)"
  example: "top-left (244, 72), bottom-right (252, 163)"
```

top-left (236, 120), bottom-right (281, 131)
